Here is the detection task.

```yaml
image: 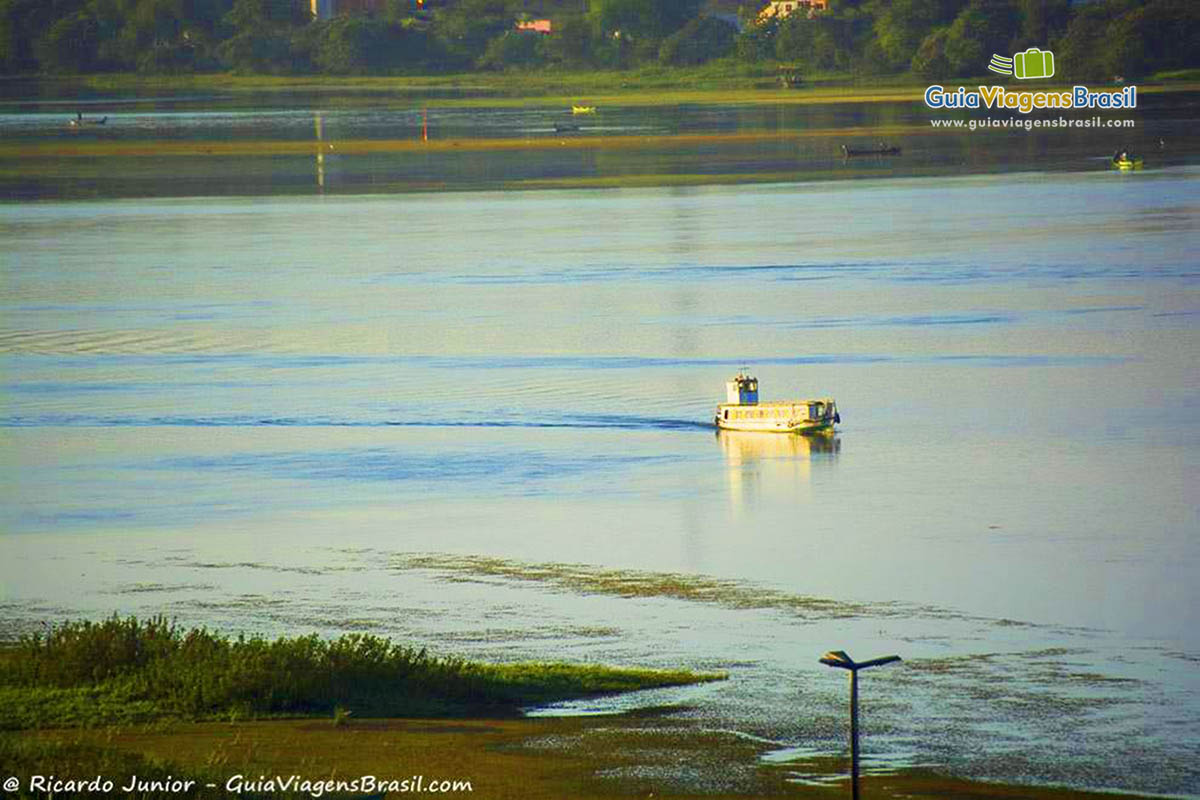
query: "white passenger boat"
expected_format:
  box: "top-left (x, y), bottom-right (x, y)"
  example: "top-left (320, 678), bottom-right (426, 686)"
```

top-left (714, 372), bottom-right (839, 434)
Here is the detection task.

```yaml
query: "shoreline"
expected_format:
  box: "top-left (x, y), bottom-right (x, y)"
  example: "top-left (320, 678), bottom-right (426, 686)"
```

top-left (4, 71), bottom-right (1199, 110)
top-left (6, 713), bottom-right (1180, 800)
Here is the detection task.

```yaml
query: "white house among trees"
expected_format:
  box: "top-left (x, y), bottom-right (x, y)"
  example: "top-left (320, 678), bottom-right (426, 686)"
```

top-left (756, 0), bottom-right (828, 25)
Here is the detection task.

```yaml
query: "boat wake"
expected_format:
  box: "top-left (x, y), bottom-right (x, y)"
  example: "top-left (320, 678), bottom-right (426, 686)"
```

top-left (0, 412), bottom-right (710, 431)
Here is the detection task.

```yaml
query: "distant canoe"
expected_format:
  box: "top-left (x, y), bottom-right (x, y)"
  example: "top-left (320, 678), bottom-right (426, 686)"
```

top-left (571, 105), bottom-right (596, 115)
top-left (842, 144), bottom-right (901, 157)
top-left (68, 116), bottom-right (107, 127)
top-left (1112, 156), bottom-right (1143, 170)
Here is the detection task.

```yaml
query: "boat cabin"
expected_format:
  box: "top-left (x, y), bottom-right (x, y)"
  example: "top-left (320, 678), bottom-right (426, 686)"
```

top-left (725, 373), bottom-right (758, 405)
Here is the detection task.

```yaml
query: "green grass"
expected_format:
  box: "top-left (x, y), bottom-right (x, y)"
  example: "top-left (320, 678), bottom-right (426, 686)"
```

top-left (0, 616), bottom-right (723, 729)
top-left (10, 60), bottom-right (1198, 107)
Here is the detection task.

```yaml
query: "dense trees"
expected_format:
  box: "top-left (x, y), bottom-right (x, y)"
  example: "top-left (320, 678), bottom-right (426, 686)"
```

top-left (1057, 0), bottom-right (1199, 80)
top-left (658, 16), bottom-right (736, 66)
top-left (871, 0), bottom-right (965, 72)
top-left (0, 0), bottom-right (1196, 78)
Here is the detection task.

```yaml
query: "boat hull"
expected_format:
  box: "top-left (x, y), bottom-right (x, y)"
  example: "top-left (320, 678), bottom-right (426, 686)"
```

top-left (715, 418), bottom-right (836, 434)
top-left (842, 146), bottom-right (901, 157)
top-left (714, 399), bottom-right (838, 434)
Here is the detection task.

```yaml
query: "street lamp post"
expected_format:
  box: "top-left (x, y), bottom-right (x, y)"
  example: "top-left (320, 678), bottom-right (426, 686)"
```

top-left (819, 650), bottom-right (901, 800)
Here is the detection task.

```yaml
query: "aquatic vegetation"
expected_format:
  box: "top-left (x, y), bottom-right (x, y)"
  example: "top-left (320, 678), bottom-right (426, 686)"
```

top-left (0, 128), bottom-right (927, 160)
top-left (0, 616), bottom-right (722, 729)
top-left (394, 553), bottom-right (897, 621)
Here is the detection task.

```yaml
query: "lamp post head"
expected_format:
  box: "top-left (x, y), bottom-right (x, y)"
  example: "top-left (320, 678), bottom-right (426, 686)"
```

top-left (819, 651), bottom-right (902, 672)
top-left (819, 650), bottom-right (857, 669)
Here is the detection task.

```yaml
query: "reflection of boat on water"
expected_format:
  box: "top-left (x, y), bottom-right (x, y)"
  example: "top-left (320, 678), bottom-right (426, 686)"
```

top-left (717, 428), bottom-right (840, 461)
top-left (842, 143), bottom-right (900, 157)
top-left (717, 428), bottom-right (839, 512)
top-left (715, 372), bottom-right (839, 434)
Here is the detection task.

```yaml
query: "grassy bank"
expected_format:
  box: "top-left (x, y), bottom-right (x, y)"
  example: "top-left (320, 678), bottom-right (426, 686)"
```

top-left (0, 619), bottom-right (1175, 798)
top-left (0, 616), bottom-right (722, 729)
top-left (8, 62), bottom-right (1199, 108)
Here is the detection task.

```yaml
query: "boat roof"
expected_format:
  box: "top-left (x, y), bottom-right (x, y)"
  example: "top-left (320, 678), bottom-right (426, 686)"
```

top-left (718, 398), bottom-right (834, 407)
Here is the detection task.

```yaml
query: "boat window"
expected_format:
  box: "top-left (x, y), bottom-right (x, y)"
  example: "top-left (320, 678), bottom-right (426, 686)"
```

top-left (723, 410), bottom-right (729, 420)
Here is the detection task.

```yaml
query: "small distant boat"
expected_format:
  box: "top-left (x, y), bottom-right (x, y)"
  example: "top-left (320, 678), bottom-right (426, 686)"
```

top-left (1112, 152), bottom-right (1143, 170)
top-left (554, 123), bottom-right (580, 133)
top-left (571, 105), bottom-right (596, 115)
top-left (68, 115), bottom-right (107, 127)
top-left (842, 143), bottom-right (901, 157)
top-left (714, 372), bottom-right (839, 434)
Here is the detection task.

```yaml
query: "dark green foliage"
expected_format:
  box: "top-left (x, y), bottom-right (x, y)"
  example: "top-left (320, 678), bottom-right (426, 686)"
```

top-left (432, 0), bottom-right (515, 68)
top-left (775, 13), bottom-right (846, 71)
top-left (1056, 0), bottom-right (1200, 80)
top-left (2, 0), bottom-right (1197, 76)
top-left (1012, 0), bottom-right (1070, 51)
top-left (0, 616), bottom-right (718, 729)
top-left (1, 0), bottom-right (63, 72)
top-left (941, 0), bottom-right (1020, 76)
top-left (658, 16), bottom-right (736, 66)
top-left (313, 16), bottom-right (388, 72)
top-left (219, 25), bottom-right (297, 72)
top-left (589, 0), bottom-right (703, 41)
top-left (478, 29), bottom-right (546, 69)
top-left (540, 13), bottom-right (593, 67)
top-left (736, 16), bottom-right (778, 62)
top-left (870, 0), bottom-right (967, 71)
top-left (34, 10), bottom-right (101, 72)
top-left (911, 25), bottom-right (951, 78)
top-left (580, 0), bottom-right (705, 68)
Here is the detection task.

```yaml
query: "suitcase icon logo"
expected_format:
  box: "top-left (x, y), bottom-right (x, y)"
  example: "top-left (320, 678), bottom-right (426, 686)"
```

top-left (988, 48), bottom-right (1055, 79)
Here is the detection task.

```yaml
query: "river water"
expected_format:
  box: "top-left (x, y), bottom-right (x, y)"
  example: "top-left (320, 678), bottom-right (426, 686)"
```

top-left (1, 96), bottom-right (1199, 796)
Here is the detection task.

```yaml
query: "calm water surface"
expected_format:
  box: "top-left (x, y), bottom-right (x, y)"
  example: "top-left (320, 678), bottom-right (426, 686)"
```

top-left (1, 109), bottom-right (1199, 795)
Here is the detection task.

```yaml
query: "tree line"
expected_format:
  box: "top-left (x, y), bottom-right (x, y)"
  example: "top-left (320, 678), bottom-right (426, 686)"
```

top-left (1, 0), bottom-right (1196, 80)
